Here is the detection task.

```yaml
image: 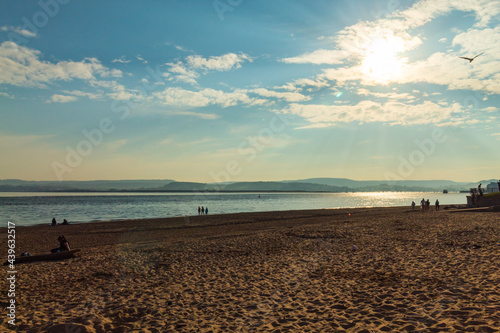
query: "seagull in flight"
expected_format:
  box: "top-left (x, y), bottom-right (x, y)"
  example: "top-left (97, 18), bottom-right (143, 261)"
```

top-left (459, 52), bottom-right (484, 63)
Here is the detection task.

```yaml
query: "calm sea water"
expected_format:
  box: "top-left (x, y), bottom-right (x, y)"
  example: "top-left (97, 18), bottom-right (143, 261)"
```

top-left (0, 192), bottom-right (467, 227)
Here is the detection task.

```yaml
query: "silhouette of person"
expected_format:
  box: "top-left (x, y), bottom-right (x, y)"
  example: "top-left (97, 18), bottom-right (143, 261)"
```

top-left (51, 235), bottom-right (70, 253)
top-left (205, 207), bottom-right (208, 215)
top-left (478, 183), bottom-right (483, 196)
top-left (51, 218), bottom-right (57, 226)
top-left (198, 206), bottom-right (201, 215)
top-left (201, 206), bottom-right (204, 215)
top-left (411, 201), bottom-right (415, 210)
top-left (435, 199), bottom-right (440, 211)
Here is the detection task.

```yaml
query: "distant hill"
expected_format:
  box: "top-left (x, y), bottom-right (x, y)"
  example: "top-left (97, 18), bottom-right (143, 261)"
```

top-left (0, 178), bottom-right (497, 193)
top-left (222, 181), bottom-right (349, 192)
top-left (292, 178), bottom-right (498, 192)
top-left (0, 179), bottom-right (174, 192)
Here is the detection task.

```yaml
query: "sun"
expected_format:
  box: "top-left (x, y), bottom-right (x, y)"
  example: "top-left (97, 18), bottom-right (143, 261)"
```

top-left (360, 36), bottom-right (407, 84)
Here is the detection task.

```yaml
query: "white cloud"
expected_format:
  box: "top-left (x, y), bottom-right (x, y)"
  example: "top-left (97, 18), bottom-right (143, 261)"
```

top-left (170, 111), bottom-right (220, 120)
top-left (61, 90), bottom-right (103, 100)
top-left (165, 53), bottom-right (252, 85)
top-left (153, 87), bottom-right (266, 108)
top-left (165, 61), bottom-right (199, 84)
top-left (248, 88), bottom-right (310, 102)
top-left (89, 80), bottom-right (140, 101)
top-left (481, 106), bottom-right (499, 112)
top-left (392, 0), bottom-right (500, 29)
top-left (356, 88), bottom-right (416, 100)
top-left (283, 100), bottom-right (464, 126)
top-left (48, 94), bottom-right (78, 103)
top-left (136, 55), bottom-right (148, 64)
top-left (0, 91), bottom-right (13, 98)
top-left (112, 56), bottom-right (131, 64)
top-left (0, 26), bottom-right (36, 38)
top-left (0, 42), bottom-right (122, 88)
top-left (280, 49), bottom-right (348, 65)
top-left (186, 53), bottom-right (251, 71)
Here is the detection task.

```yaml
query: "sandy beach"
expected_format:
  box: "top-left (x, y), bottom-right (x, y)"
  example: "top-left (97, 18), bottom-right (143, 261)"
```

top-left (1, 206), bottom-right (499, 332)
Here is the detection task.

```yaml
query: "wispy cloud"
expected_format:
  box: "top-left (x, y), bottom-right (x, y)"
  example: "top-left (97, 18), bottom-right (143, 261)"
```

top-left (0, 42), bottom-right (122, 88)
top-left (153, 87), bottom-right (266, 108)
top-left (165, 53), bottom-right (252, 85)
top-left (280, 49), bottom-right (348, 65)
top-left (112, 56), bottom-right (131, 64)
top-left (0, 26), bottom-right (36, 38)
top-left (0, 91), bottom-right (14, 99)
top-left (283, 101), bottom-right (464, 127)
top-left (186, 53), bottom-right (252, 71)
top-left (170, 111), bottom-right (219, 120)
top-left (47, 94), bottom-right (78, 103)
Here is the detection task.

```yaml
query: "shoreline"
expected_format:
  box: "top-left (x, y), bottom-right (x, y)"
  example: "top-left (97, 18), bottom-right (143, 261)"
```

top-left (1, 206), bottom-right (498, 332)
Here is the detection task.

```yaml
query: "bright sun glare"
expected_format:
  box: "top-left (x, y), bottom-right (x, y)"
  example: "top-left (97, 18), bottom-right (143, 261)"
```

top-left (360, 36), bottom-right (407, 84)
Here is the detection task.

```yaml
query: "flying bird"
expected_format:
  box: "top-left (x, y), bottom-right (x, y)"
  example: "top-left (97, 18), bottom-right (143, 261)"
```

top-left (459, 52), bottom-right (484, 63)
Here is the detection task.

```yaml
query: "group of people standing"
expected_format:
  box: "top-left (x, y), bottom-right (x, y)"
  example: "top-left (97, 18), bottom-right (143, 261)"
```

top-left (198, 206), bottom-right (208, 215)
top-left (411, 198), bottom-right (439, 211)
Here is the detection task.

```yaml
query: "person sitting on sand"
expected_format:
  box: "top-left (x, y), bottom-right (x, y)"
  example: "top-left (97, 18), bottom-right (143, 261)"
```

top-left (51, 235), bottom-right (71, 253)
top-left (62, 219), bottom-right (69, 225)
top-left (51, 218), bottom-right (57, 226)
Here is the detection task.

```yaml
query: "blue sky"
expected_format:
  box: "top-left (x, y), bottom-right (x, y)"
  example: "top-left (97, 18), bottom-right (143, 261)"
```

top-left (0, 0), bottom-right (499, 182)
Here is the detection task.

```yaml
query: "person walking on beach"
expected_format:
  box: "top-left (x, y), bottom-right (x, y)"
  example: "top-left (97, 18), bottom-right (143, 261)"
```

top-left (425, 199), bottom-right (430, 211)
top-left (201, 206), bottom-right (204, 215)
top-left (420, 198), bottom-right (425, 211)
top-left (435, 199), bottom-right (440, 211)
top-left (198, 206), bottom-right (201, 215)
top-left (411, 201), bottom-right (416, 210)
top-left (205, 207), bottom-right (208, 215)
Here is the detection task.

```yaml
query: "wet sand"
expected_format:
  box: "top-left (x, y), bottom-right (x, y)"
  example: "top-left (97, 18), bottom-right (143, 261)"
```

top-left (1, 206), bottom-right (499, 332)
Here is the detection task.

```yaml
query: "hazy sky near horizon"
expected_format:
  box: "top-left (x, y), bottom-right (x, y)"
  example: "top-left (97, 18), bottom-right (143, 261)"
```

top-left (0, 0), bottom-right (499, 182)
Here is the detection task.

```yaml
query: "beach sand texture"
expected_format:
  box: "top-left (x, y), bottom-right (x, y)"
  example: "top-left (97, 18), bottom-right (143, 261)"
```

top-left (1, 207), bottom-right (499, 332)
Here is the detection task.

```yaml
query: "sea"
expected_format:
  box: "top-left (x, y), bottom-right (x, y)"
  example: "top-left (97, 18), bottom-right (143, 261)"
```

top-left (0, 192), bottom-right (467, 227)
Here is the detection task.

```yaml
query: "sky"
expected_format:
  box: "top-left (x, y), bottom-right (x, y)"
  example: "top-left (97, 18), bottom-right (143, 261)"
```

top-left (0, 0), bottom-right (499, 183)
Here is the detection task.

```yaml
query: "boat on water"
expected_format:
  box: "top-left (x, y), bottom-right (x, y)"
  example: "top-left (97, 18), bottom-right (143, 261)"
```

top-left (4, 249), bottom-right (81, 265)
